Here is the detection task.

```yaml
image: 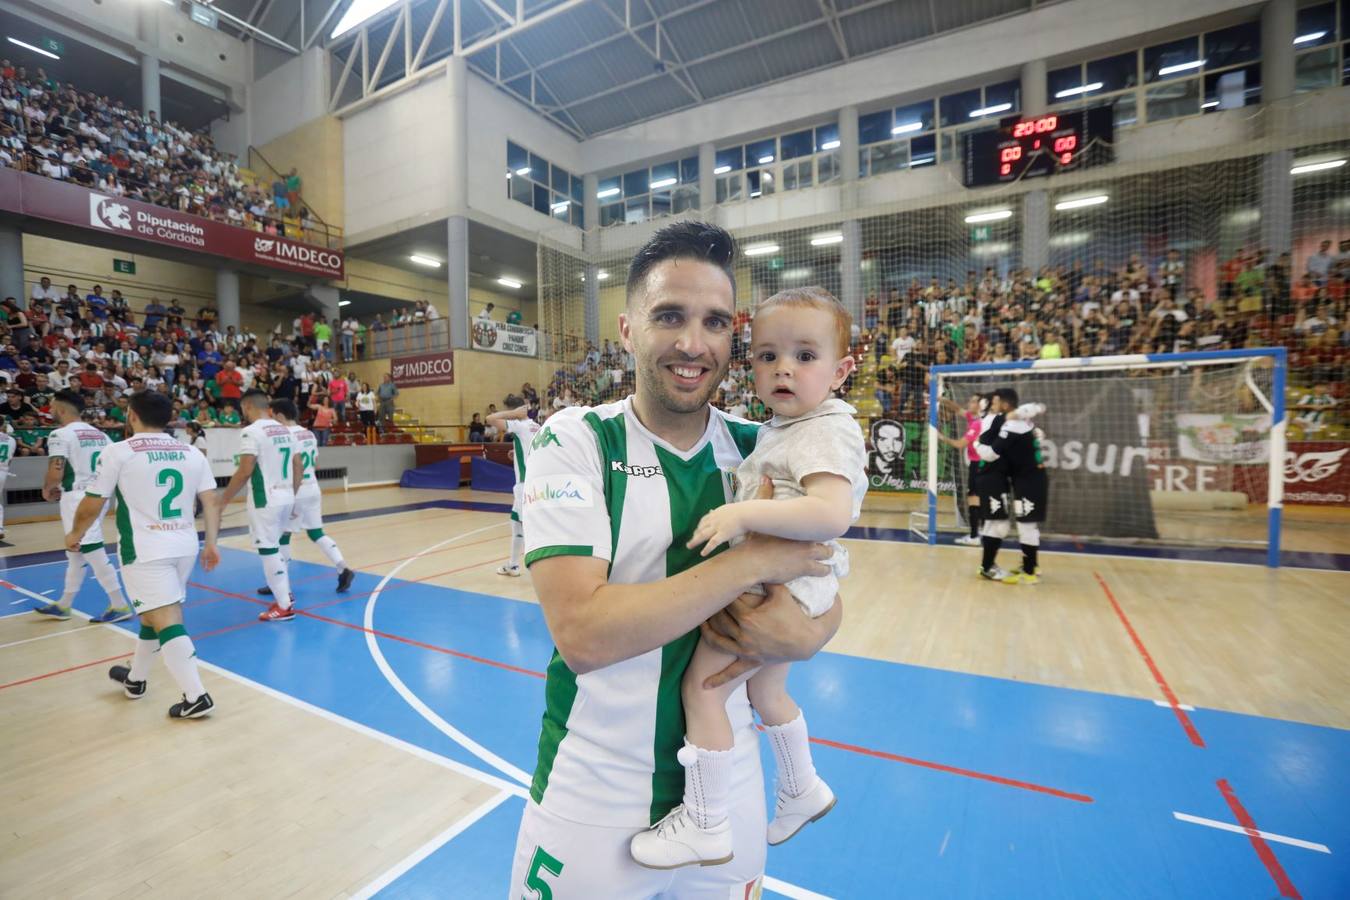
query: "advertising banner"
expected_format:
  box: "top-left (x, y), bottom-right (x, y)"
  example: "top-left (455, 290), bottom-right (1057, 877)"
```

top-left (471, 319), bottom-right (538, 357)
top-left (5, 171), bottom-right (344, 279)
top-left (391, 351), bottom-right (456, 388)
top-left (1176, 413), bottom-right (1272, 464)
top-left (172, 427), bottom-right (241, 478)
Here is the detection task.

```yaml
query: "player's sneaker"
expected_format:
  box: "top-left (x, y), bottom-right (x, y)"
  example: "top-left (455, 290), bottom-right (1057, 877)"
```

top-left (256, 586), bottom-right (273, 596)
top-left (629, 805), bottom-right (733, 869)
top-left (954, 534), bottom-right (982, 546)
top-left (109, 664), bottom-right (147, 699)
top-left (1002, 569), bottom-right (1040, 585)
top-left (89, 606), bottom-right (133, 624)
top-left (33, 603), bottom-right (72, 621)
top-left (496, 563), bottom-right (522, 577)
top-left (168, 692), bottom-right (214, 719)
top-left (258, 602), bottom-right (296, 622)
top-left (767, 777), bottom-right (836, 845)
top-left (337, 568), bottom-right (356, 592)
top-left (978, 566), bottom-right (1012, 581)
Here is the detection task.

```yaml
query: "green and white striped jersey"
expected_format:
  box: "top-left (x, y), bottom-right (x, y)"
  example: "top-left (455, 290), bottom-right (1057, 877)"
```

top-left (47, 422), bottom-right (111, 492)
top-left (521, 397), bottom-right (760, 827)
top-left (0, 431), bottom-right (15, 468)
top-left (238, 417), bottom-right (296, 509)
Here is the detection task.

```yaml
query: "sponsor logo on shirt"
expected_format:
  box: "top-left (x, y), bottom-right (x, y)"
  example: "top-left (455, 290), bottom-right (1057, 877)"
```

top-left (610, 460), bottom-right (663, 478)
top-left (532, 426), bottom-right (562, 451)
top-left (522, 476), bottom-right (592, 508)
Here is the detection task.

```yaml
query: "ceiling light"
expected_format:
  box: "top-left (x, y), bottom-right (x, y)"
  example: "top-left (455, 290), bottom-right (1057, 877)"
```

top-left (497, 277), bottom-right (522, 289)
top-left (1294, 31), bottom-right (1326, 44)
top-left (1290, 158), bottom-right (1346, 174)
top-left (969, 103), bottom-right (1012, 118)
top-left (744, 243), bottom-right (779, 256)
top-left (758, 155), bottom-right (775, 164)
top-left (819, 139), bottom-right (841, 150)
top-left (713, 164), bottom-right (731, 175)
top-left (331, 0), bottom-right (400, 39)
top-left (810, 232), bottom-right (843, 246)
top-left (596, 186), bottom-right (620, 199)
top-left (514, 166), bottom-right (531, 176)
top-left (1054, 82), bottom-right (1103, 99)
top-left (339, 300), bottom-right (352, 307)
top-left (1158, 59), bottom-right (1204, 76)
top-left (911, 155), bottom-right (935, 166)
top-left (580, 269), bottom-right (612, 282)
top-left (1054, 194), bottom-right (1109, 211)
top-left (649, 176), bottom-right (677, 189)
top-left (782, 267), bottom-right (812, 279)
top-left (409, 254), bottom-right (442, 268)
top-left (550, 200), bottom-right (570, 212)
top-left (891, 121), bottom-right (923, 135)
top-left (1201, 100), bottom-right (1219, 109)
top-left (963, 209), bottom-right (1013, 224)
top-left (761, 172), bottom-right (773, 181)
top-left (6, 37), bottom-right (60, 60)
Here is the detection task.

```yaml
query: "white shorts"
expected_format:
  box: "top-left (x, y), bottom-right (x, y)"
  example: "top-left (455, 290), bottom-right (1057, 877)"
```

top-left (61, 489), bottom-right (106, 548)
top-left (508, 756), bottom-right (766, 899)
top-left (248, 500), bottom-right (294, 551)
top-left (122, 556), bottom-right (195, 613)
top-left (289, 491), bottom-right (323, 533)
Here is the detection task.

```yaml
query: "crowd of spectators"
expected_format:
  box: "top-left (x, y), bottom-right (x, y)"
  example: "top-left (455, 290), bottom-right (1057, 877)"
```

top-left (0, 61), bottom-right (333, 246)
top-left (1, 275), bottom-right (405, 453)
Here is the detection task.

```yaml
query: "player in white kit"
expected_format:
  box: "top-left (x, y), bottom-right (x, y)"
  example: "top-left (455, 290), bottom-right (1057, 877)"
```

top-left (486, 402), bottom-right (541, 577)
top-left (68, 391), bottom-right (223, 718)
top-left (259, 399), bottom-right (355, 594)
top-left (0, 429), bottom-right (13, 541)
top-left (34, 390), bottom-right (131, 623)
top-left (220, 390), bottom-right (302, 622)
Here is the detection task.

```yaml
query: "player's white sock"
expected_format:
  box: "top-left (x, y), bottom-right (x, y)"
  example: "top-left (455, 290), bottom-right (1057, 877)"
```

top-left (128, 624), bottom-right (158, 681)
top-left (59, 551), bottom-right (87, 607)
top-left (279, 533), bottom-right (293, 564)
top-left (313, 534), bottom-right (346, 569)
top-left (84, 548), bottom-right (127, 609)
top-left (763, 711), bottom-right (819, 799)
top-left (262, 552), bottom-right (293, 608)
top-left (509, 520), bottom-right (524, 568)
top-left (678, 741), bottom-right (732, 830)
top-left (0, 502), bottom-right (5, 531)
top-left (157, 623), bottom-right (206, 701)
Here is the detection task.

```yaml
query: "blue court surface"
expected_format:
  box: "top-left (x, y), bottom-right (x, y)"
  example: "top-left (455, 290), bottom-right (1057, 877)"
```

top-left (3, 527), bottom-right (1347, 900)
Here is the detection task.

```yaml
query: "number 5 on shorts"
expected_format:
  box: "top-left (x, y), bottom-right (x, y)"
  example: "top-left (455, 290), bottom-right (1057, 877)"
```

top-left (522, 846), bottom-right (563, 900)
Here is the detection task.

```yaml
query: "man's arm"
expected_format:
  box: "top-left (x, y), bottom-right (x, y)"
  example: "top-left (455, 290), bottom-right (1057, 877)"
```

top-left (699, 588), bottom-right (844, 688)
top-left (533, 534), bottom-right (831, 675)
top-left (689, 473), bottom-right (853, 552)
top-left (42, 455), bottom-right (64, 501)
top-left (65, 493), bottom-right (106, 551)
top-left (486, 404), bottom-right (530, 430)
top-left (197, 481), bottom-right (222, 571)
top-left (291, 446), bottom-right (303, 494)
top-left (219, 453), bottom-right (255, 505)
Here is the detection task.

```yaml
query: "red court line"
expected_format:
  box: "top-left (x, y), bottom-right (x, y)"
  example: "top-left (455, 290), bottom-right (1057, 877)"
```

top-left (1093, 571), bottom-right (1205, 748)
top-left (1217, 778), bottom-right (1301, 899)
top-left (806, 733), bottom-right (1093, 803)
top-left (0, 652), bottom-right (129, 691)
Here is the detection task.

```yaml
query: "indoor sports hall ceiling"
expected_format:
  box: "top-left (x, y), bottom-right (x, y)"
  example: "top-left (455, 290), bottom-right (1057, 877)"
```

top-left (310, 0), bottom-right (1062, 137)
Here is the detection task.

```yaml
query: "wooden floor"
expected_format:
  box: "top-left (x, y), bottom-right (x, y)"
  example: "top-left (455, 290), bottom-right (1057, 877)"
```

top-left (0, 619), bottom-right (503, 900)
top-left (2, 485), bottom-right (1348, 897)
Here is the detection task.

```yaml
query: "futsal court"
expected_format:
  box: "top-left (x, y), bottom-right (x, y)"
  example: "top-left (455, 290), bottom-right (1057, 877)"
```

top-left (2, 487), bottom-right (1346, 899)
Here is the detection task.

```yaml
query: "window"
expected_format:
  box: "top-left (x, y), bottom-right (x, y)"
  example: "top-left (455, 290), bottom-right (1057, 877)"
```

top-left (1205, 22), bottom-right (1261, 69)
top-left (1087, 52), bottom-right (1139, 93)
top-left (505, 141), bottom-right (583, 227)
top-left (1146, 76), bottom-right (1200, 122)
top-left (1296, 3), bottom-right (1343, 93)
top-left (1297, 3), bottom-right (1336, 48)
top-left (1204, 64), bottom-right (1261, 111)
top-left (1296, 46), bottom-right (1339, 91)
top-left (1145, 37), bottom-right (1202, 83)
top-left (595, 156), bottom-right (702, 227)
top-left (939, 88), bottom-right (981, 126)
top-left (858, 110), bottom-right (892, 145)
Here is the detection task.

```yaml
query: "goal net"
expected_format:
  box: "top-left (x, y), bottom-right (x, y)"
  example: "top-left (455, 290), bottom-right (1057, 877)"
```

top-left (925, 349), bottom-right (1287, 565)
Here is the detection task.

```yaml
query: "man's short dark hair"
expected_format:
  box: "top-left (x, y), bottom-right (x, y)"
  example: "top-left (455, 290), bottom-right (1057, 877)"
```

top-left (240, 389), bottom-right (270, 408)
top-left (626, 220), bottom-right (737, 306)
top-left (269, 398), bottom-right (299, 421)
top-left (52, 389), bottom-right (84, 412)
top-left (993, 387), bottom-right (1020, 408)
top-left (130, 390), bottom-right (172, 428)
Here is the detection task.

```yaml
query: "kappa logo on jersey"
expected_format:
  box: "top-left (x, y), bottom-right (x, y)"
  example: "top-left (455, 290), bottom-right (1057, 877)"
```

top-left (1014, 497), bottom-right (1036, 518)
top-left (532, 426), bottom-right (562, 451)
top-left (1284, 448), bottom-right (1347, 483)
top-left (610, 460), bottom-right (663, 478)
top-left (988, 496), bottom-right (1002, 514)
top-left (522, 476), bottom-right (592, 508)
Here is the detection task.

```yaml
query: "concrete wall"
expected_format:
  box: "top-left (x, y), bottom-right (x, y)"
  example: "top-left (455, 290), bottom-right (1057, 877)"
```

top-left (254, 115), bottom-right (345, 230)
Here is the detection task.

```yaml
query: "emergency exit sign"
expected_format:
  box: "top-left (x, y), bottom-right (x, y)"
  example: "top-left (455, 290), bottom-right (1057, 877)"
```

top-left (113, 258), bottom-right (136, 275)
top-left (41, 37), bottom-right (63, 55)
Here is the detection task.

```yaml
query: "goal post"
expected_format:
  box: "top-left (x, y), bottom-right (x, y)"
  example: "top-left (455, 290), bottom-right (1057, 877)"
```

top-left (925, 347), bottom-right (1287, 567)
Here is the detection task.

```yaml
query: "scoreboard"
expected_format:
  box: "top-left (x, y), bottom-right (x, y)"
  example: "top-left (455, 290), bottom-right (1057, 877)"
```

top-left (962, 106), bottom-right (1113, 188)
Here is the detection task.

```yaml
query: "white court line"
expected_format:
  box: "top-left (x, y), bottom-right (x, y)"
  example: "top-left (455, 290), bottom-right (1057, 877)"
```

top-left (762, 876), bottom-right (836, 899)
top-left (0, 626), bottom-right (97, 650)
top-left (1173, 812), bottom-right (1331, 853)
top-left (349, 790), bottom-right (514, 900)
top-left (1154, 699), bottom-right (1196, 711)
top-left (362, 521), bottom-right (534, 787)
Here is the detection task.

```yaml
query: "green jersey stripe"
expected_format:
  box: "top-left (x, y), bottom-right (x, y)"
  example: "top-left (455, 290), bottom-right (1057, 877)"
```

top-left (586, 411), bottom-right (629, 574)
top-left (250, 461), bottom-right (267, 507)
top-left (724, 419), bottom-right (759, 459)
top-left (61, 460), bottom-right (74, 491)
top-left (512, 434), bottom-right (527, 481)
top-left (523, 544), bottom-right (593, 567)
top-left (114, 486), bottom-right (137, 564)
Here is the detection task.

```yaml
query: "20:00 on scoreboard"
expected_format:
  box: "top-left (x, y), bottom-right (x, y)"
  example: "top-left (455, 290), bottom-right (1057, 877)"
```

top-left (962, 105), bottom-right (1114, 188)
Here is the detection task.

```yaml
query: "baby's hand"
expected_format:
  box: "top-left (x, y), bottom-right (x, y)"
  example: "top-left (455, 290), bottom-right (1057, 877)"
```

top-left (688, 505), bottom-right (747, 556)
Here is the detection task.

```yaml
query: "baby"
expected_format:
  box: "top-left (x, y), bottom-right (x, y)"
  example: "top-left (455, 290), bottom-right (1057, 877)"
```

top-left (631, 287), bottom-right (867, 869)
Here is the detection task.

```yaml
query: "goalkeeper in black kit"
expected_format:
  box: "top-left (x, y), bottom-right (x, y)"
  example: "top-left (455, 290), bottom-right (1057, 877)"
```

top-left (974, 387), bottom-right (1048, 585)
